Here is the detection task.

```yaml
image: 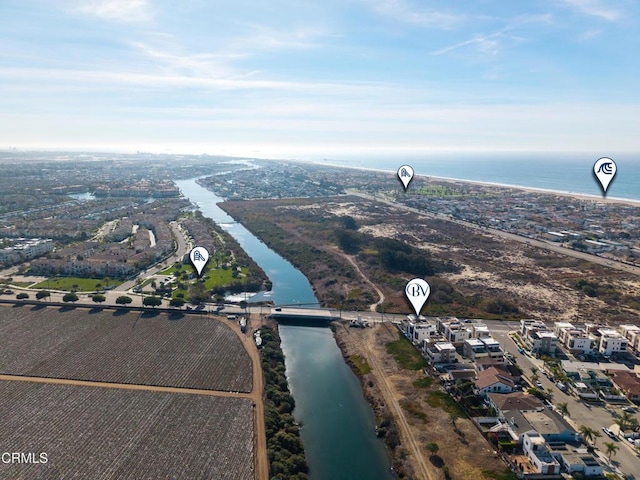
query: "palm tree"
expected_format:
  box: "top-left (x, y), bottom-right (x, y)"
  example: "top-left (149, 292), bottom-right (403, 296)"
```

top-left (592, 430), bottom-right (602, 448)
top-left (603, 441), bottom-right (619, 463)
top-left (530, 367), bottom-right (540, 384)
top-left (579, 425), bottom-right (595, 445)
top-left (615, 411), bottom-right (633, 431)
top-left (557, 402), bottom-right (569, 417)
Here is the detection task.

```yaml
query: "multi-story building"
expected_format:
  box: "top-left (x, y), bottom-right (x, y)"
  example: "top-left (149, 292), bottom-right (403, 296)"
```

top-left (0, 238), bottom-right (53, 266)
top-left (423, 341), bottom-right (456, 364)
top-left (618, 325), bottom-right (640, 352)
top-left (597, 328), bottom-right (628, 356)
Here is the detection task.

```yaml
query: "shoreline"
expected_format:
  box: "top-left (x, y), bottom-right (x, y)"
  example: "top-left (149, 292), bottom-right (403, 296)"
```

top-left (302, 159), bottom-right (640, 206)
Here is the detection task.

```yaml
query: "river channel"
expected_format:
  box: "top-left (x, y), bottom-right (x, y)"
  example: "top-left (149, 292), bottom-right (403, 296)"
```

top-left (175, 178), bottom-right (393, 480)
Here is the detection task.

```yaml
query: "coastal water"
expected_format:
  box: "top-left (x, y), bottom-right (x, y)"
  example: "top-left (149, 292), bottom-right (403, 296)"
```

top-left (310, 152), bottom-right (640, 201)
top-left (175, 178), bottom-right (393, 480)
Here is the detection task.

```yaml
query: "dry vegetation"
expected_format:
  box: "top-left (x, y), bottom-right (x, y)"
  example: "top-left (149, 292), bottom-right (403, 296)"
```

top-left (0, 305), bottom-right (252, 392)
top-left (0, 381), bottom-right (254, 480)
top-left (221, 196), bottom-right (640, 323)
top-left (336, 322), bottom-right (511, 480)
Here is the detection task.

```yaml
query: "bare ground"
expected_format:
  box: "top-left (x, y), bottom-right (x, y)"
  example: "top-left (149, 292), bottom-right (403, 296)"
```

top-left (335, 322), bottom-right (509, 480)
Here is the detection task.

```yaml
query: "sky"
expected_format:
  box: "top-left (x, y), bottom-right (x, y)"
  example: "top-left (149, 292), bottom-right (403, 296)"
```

top-left (1, 0), bottom-right (639, 158)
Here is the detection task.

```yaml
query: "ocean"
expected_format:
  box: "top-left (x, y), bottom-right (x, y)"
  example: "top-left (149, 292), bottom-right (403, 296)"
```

top-left (308, 152), bottom-right (640, 202)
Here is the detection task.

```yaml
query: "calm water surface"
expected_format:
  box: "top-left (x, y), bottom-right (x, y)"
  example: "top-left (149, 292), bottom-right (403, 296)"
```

top-left (175, 178), bottom-right (393, 480)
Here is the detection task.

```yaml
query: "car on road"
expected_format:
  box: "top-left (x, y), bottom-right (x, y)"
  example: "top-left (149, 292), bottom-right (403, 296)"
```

top-left (535, 381), bottom-right (544, 389)
top-left (622, 406), bottom-right (636, 413)
top-left (603, 427), bottom-right (617, 439)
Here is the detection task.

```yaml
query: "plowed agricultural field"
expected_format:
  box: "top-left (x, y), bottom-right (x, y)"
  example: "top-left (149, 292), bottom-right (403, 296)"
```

top-left (0, 306), bottom-right (252, 392)
top-left (0, 381), bottom-right (254, 480)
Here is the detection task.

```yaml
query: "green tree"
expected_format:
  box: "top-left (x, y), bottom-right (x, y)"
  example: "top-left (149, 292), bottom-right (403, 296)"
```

top-left (615, 411), bottom-right (634, 431)
top-left (63, 292), bottom-right (79, 303)
top-left (92, 294), bottom-right (106, 304)
top-left (169, 298), bottom-right (185, 308)
top-left (603, 441), bottom-right (619, 462)
top-left (143, 296), bottom-right (162, 308)
top-left (35, 290), bottom-right (51, 301)
top-left (426, 442), bottom-right (439, 456)
top-left (530, 368), bottom-right (540, 383)
top-left (579, 425), bottom-right (596, 445)
top-left (592, 430), bottom-right (602, 448)
top-left (557, 402), bottom-right (569, 417)
top-left (188, 282), bottom-right (209, 305)
top-left (116, 295), bottom-right (132, 305)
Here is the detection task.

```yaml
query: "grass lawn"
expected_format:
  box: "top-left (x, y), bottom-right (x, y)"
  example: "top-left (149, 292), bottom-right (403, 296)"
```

top-left (386, 332), bottom-right (428, 370)
top-left (8, 281), bottom-right (34, 288)
top-left (32, 277), bottom-right (122, 292)
top-left (202, 267), bottom-right (248, 290)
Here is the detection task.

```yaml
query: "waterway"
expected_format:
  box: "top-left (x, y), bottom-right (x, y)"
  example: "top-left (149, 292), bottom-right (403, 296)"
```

top-left (175, 178), bottom-right (393, 480)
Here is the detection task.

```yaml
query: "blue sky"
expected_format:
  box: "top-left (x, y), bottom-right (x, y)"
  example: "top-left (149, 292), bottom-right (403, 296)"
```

top-left (1, 0), bottom-right (639, 157)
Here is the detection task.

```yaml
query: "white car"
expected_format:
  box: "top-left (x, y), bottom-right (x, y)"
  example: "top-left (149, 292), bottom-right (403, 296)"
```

top-left (603, 427), bottom-right (616, 439)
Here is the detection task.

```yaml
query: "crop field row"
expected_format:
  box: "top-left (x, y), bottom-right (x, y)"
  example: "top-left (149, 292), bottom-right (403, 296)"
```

top-left (0, 381), bottom-right (254, 480)
top-left (0, 305), bottom-right (252, 393)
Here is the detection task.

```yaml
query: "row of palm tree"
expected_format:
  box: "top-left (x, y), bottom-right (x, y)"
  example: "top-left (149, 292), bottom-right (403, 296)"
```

top-left (579, 425), bottom-right (620, 462)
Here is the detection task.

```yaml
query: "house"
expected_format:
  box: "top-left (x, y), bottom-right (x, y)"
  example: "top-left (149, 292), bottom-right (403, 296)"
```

top-left (475, 367), bottom-right (515, 397)
top-left (618, 324), bottom-right (640, 352)
top-left (609, 370), bottom-right (640, 401)
top-left (597, 328), bottom-right (628, 356)
top-left (463, 338), bottom-right (487, 360)
top-left (522, 432), bottom-right (561, 476)
top-left (487, 392), bottom-right (544, 414)
top-left (423, 341), bottom-right (456, 364)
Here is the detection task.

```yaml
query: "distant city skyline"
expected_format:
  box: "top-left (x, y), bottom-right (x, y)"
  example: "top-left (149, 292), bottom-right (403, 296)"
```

top-left (1, 0), bottom-right (639, 157)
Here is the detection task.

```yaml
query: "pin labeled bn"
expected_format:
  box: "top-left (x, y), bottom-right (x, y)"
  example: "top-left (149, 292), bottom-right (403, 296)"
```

top-left (397, 165), bottom-right (414, 191)
top-left (405, 278), bottom-right (430, 316)
top-left (190, 246), bottom-right (209, 276)
top-left (593, 157), bottom-right (616, 195)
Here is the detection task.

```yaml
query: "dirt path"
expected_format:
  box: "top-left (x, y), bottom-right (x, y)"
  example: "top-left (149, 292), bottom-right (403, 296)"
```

top-left (0, 374), bottom-right (254, 399)
top-left (327, 246), bottom-right (385, 312)
top-left (344, 324), bottom-right (434, 480)
top-left (223, 314), bottom-right (269, 480)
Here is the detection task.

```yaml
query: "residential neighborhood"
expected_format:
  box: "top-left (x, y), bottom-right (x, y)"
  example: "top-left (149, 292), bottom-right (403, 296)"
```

top-left (400, 314), bottom-right (640, 478)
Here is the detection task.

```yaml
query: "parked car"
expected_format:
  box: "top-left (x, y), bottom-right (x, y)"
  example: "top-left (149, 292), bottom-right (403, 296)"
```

top-left (603, 427), bottom-right (617, 439)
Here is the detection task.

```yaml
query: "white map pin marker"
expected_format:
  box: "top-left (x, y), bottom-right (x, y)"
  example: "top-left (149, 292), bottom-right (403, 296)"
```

top-left (405, 278), bottom-right (430, 316)
top-left (397, 165), bottom-right (414, 191)
top-left (594, 157), bottom-right (617, 195)
top-left (189, 246), bottom-right (209, 276)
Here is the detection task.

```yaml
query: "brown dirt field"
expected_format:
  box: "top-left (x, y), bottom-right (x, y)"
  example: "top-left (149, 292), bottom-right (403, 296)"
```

top-left (336, 322), bottom-right (508, 480)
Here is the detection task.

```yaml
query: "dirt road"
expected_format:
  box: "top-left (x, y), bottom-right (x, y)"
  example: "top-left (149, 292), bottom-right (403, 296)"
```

top-left (342, 324), bottom-right (434, 480)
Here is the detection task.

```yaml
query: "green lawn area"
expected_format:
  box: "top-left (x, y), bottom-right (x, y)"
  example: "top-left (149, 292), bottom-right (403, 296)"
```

top-left (32, 277), bottom-right (122, 292)
top-left (8, 281), bottom-right (34, 288)
top-left (386, 333), bottom-right (428, 370)
top-left (202, 268), bottom-right (236, 289)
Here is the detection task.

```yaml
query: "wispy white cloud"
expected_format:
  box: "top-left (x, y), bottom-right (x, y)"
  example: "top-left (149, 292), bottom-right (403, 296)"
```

top-left (561, 0), bottom-right (622, 21)
top-left (130, 42), bottom-right (245, 78)
top-left (431, 31), bottom-right (502, 56)
top-left (75, 0), bottom-right (153, 23)
top-left (365, 0), bottom-right (463, 29)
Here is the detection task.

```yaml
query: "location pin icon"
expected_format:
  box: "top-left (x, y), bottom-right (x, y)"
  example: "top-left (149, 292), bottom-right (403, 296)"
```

top-left (405, 278), bottom-right (430, 316)
top-left (189, 246), bottom-right (209, 276)
top-left (593, 157), bottom-right (617, 195)
top-left (397, 165), bottom-right (414, 191)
